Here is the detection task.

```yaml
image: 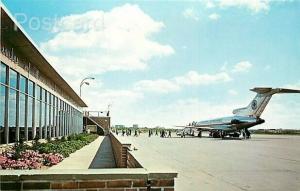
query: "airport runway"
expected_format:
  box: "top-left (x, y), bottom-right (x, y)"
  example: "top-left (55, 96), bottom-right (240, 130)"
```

top-left (125, 133), bottom-right (300, 191)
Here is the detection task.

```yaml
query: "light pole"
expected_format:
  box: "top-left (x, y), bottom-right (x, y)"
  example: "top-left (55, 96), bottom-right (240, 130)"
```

top-left (80, 77), bottom-right (95, 97)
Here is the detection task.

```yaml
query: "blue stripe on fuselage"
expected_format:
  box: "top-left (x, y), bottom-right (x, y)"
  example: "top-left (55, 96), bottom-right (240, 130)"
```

top-left (195, 116), bottom-right (257, 126)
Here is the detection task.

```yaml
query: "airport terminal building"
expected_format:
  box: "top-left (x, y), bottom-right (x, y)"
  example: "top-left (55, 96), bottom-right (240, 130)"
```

top-left (0, 5), bottom-right (87, 144)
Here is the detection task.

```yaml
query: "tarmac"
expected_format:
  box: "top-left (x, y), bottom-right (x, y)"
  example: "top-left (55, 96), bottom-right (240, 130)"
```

top-left (125, 133), bottom-right (300, 191)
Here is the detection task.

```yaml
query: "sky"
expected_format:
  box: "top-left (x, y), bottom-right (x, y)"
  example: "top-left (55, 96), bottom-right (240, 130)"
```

top-left (2, 0), bottom-right (300, 128)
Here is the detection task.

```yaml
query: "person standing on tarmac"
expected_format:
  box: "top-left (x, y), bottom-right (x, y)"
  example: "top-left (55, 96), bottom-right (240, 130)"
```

top-left (168, 130), bottom-right (171, 138)
top-left (134, 129), bottom-right (138, 137)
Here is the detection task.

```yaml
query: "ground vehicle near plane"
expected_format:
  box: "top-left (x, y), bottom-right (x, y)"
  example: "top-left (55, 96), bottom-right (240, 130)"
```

top-left (177, 87), bottom-right (300, 139)
top-left (176, 128), bottom-right (195, 137)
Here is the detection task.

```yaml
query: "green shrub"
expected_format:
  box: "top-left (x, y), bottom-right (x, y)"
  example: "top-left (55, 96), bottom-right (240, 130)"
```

top-left (61, 136), bottom-right (67, 141)
top-left (33, 133), bottom-right (98, 157)
top-left (46, 136), bottom-right (51, 143)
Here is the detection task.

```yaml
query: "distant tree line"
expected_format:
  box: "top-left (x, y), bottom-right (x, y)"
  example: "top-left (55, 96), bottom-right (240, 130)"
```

top-left (250, 129), bottom-right (300, 135)
top-left (112, 126), bottom-right (178, 133)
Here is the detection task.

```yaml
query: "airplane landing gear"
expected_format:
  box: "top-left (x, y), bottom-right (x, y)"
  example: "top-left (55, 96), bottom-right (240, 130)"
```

top-left (220, 131), bottom-right (225, 139)
top-left (212, 131), bottom-right (226, 138)
top-left (198, 131), bottom-right (202, 138)
top-left (245, 128), bottom-right (251, 139)
top-left (212, 131), bottom-right (220, 138)
top-left (241, 129), bottom-right (251, 139)
top-left (229, 132), bottom-right (240, 138)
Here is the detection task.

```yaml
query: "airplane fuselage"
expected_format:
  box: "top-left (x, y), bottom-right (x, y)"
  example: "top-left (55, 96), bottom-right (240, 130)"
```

top-left (195, 115), bottom-right (265, 132)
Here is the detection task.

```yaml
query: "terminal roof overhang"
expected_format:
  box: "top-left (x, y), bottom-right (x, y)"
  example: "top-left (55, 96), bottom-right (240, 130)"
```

top-left (1, 5), bottom-right (88, 107)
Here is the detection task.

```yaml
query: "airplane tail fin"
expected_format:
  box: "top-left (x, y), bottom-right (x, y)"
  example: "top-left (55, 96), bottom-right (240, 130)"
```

top-left (233, 87), bottom-right (300, 118)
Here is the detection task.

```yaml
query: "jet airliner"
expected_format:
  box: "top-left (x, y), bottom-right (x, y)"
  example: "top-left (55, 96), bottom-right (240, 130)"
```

top-left (177, 87), bottom-right (300, 139)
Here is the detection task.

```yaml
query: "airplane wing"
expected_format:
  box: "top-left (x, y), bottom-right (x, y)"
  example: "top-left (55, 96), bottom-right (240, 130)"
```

top-left (176, 122), bottom-right (231, 128)
top-left (209, 125), bottom-right (233, 131)
top-left (175, 126), bottom-right (214, 132)
top-left (175, 122), bottom-right (233, 131)
top-left (175, 125), bottom-right (195, 128)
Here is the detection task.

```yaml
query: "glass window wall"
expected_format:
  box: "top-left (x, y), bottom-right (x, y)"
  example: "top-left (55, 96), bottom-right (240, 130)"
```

top-left (0, 63), bottom-right (7, 84)
top-left (28, 80), bottom-right (34, 96)
top-left (28, 97), bottom-right (33, 140)
top-left (20, 75), bottom-right (27, 93)
top-left (35, 100), bottom-right (41, 139)
top-left (0, 62), bottom-right (83, 144)
top-left (9, 69), bottom-right (17, 89)
top-left (0, 85), bottom-right (6, 144)
top-left (19, 93), bottom-right (26, 140)
top-left (8, 89), bottom-right (17, 143)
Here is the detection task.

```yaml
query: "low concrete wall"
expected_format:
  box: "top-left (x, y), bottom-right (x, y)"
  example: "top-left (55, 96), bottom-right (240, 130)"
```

top-left (128, 152), bottom-right (142, 168)
top-left (110, 133), bottom-right (142, 168)
top-left (0, 169), bottom-right (177, 191)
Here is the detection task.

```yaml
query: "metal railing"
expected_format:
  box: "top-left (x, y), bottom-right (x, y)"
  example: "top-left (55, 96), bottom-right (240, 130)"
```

top-left (84, 110), bottom-right (110, 117)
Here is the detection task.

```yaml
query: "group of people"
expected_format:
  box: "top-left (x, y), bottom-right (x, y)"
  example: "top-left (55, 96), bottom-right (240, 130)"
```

top-left (114, 128), bottom-right (172, 138)
top-left (148, 129), bottom-right (172, 138)
top-left (115, 128), bottom-right (140, 137)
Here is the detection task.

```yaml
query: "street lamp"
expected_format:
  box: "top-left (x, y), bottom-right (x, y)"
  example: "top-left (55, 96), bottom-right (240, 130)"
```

top-left (80, 77), bottom-right (95, 97)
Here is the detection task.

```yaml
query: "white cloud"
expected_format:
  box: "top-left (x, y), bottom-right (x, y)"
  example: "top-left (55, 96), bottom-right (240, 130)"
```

top-left (219, 0), bottom-right (270, 13)
top-left (83, 88), bottom-right (143, 111)
top-left (41, 4), bottom-right (174, 85)
top-left (260, 97), bottom-right (300, 129)
top-left (133, 70), bottom-right (232, 94)
top-left (128, 98), bottom-right (239, 127)
top-left (203, 0), bottom-right (293, 14)
top-left (182, 8), bottom-right (199, 21)
top-left (228, 89), bottom-right (238, 96)
top-left (206, 1), bottom-right (216, 8)
top-left (175, 71), bottom-right (232, 86)
top-left (134, 79), bottom-right (180, 94)
top-left (208, 13), bottom-right (220, 20)
top-left (81, 87), bottom-right (145, 127)
top-left (232, 61), bottom-right (253, 73)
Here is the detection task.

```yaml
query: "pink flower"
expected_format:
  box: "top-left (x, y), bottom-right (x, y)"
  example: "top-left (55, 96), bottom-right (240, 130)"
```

top-left (0, 155), bottom-right (8, 165)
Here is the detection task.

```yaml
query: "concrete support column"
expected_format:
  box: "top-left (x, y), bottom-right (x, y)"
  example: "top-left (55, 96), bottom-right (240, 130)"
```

top-left (32, 98), bottom-right (36, 139)
top-left (25, 93), bottom-right (28, 141)
top-left (4, 85), bottom-right (9, 144)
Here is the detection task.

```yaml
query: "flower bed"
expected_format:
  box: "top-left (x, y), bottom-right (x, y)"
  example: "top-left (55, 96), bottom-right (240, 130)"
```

top-left (0, 133), bottom-right (99, 170)
top-left (0, 150), bottom-right (63, 169)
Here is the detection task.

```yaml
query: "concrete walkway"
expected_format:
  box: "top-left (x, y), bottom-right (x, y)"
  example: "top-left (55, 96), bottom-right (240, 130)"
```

top-left (89, 136), bottom-right (116, 168)
top-left (51, 136), bottom-right (116, 170)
